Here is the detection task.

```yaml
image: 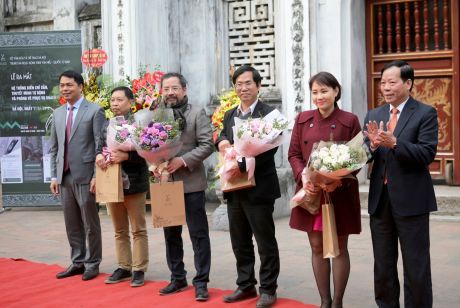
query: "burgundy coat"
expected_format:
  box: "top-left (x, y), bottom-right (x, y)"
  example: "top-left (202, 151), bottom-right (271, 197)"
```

top-left (288, 108), bottom-right (362, 235)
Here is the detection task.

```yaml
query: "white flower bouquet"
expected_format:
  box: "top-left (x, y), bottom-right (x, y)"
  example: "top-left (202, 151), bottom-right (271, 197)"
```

top-left (308, 131), bottom-right (370, 183)
top-left (291, 132), bottom-right (370, 213)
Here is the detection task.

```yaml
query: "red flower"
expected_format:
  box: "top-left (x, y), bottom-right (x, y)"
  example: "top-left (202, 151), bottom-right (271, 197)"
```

top-left (153, 71), bottom-right (164, 84)
top-left (143, 72), bottom-right (154, 84)
top-left (59, 96), bottom-right (66, 105)
top-left (132, 80), bottom-right (140, 93)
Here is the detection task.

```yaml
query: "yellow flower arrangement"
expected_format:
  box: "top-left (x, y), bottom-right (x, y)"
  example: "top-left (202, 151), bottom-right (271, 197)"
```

top-left (83, 73), bottom-right (117, 119)
top-left (212, 89), bottom-right (241, 132)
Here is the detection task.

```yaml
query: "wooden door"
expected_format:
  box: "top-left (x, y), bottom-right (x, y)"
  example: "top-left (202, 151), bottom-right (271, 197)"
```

top-left (366, 0), bottom-right (460, 185)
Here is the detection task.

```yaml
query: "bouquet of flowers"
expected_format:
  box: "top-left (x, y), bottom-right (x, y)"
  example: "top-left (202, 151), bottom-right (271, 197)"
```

top-left (211, 89), bottom-right (241, 141)
top-left (219, 109), bottom-right (288, 185)
top-left (307, 131), bottom-right (370, 183)
top-left (130, 105), bottom-right (183, 180)
top-left (290, 132), bottom-right (370, 213)
top-left (83, 73), bottom-right (122, 119)
top-left (106, 116), bottom-right (135, 152)
top-left (130, 70), bottom-right (164, 113)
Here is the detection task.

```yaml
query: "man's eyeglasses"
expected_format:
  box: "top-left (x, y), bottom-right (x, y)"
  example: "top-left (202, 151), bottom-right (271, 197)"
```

top-left (234, 81), bottom-right (255, 90)
top-left (162, 86), bottom-right (182, 93)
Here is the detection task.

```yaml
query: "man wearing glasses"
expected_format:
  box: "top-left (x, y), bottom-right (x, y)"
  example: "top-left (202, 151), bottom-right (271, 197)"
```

top-left (216, 65), bottom-right (281, 308)
top-left (157, 73), bottom-right (214, 302)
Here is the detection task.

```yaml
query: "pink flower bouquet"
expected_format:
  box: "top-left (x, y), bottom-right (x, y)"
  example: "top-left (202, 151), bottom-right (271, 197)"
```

top-left (231, 109), bottom-right (288, 179)
top-left (106, 116), bottom-right (135, 152)
top-left (130, 107), bottom-right (182, 169)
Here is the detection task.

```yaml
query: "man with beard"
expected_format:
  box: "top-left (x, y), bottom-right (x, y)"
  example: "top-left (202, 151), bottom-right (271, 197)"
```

top-left (157, 73), bottom-right (214, 302)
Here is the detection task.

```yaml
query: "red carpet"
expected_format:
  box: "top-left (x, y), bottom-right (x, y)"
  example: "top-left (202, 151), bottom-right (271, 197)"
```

top-left (0, 258), bottom-right (317, 307)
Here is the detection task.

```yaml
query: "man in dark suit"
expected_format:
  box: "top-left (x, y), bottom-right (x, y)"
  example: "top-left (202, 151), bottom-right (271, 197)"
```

top-left (49, 70), bottom-right (105, 281)
top-left (364, 60), bottom-right (438, 308)
top-left (216, 65), bottom-right (280, 308)
top-left (157, 73), bottom-right (214, 302)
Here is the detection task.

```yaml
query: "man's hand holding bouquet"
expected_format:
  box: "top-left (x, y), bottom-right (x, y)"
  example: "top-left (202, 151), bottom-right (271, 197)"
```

top-left (130, 102), bottom-right (182, 182)
top-left (219, 109), bottom-right (288, 191)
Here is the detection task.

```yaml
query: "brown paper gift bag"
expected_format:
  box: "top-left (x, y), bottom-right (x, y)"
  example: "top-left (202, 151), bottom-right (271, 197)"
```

top-left (219, 153), bottom-right (256, 192)
top-left (322, 202), bottom-right (340, 258)
top-left (96, 164), bottom-right (124, 203)
top-left (150, 181), bottom-right (186, 228)
top-left (290, 191), bottom-right (321, 215)
top-left (220, 172), bottom-right (256, 192)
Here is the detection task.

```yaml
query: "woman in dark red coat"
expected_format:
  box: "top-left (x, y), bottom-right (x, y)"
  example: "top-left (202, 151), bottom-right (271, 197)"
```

top-left (288, 72), bottom-right (361, 308)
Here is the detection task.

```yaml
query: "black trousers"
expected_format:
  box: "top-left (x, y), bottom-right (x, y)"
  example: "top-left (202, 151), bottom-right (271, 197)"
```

top-left (227, 191), bottom-right (280, 295)
top-left (370, 185), bottom-right (432, 308)
top-left (163, 191), bottom-right (211, 287)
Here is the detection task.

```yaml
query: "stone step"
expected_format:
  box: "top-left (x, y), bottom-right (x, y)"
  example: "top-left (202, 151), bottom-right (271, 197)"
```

top-left (359, 183), bottom-right (460, 216)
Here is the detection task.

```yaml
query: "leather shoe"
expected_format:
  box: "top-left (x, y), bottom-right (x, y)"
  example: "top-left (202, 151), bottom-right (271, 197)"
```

top-left (223, 287), bottom-right (257, 303)
top-left (159, 279), bottom-right (188, 295)
top-left (195, 286), bottom-right (209, 301)
top-left (130, 271), bottom-right (144, 287)
top-left (256, 293), bottom-right (277, 308)
top-left (82, 268), bottom-right (99, 281)
top-left (56, 264), bottom-right (84, 279)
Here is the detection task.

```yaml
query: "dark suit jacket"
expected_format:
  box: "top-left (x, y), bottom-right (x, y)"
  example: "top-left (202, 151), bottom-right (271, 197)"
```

top-left (215, 101), bottom-right (281, 203)
top-left (364, 97), bottom-right (438, 216)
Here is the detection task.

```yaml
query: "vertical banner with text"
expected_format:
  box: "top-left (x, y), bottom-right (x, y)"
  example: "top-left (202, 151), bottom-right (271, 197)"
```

top-left (0, 31), bottom-right (82, 206)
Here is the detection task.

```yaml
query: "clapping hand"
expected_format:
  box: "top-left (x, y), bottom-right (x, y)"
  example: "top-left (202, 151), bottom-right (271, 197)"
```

top-left (365, 120), bottom-right (384, 149)
top-left (377, 122), bottom-right (397, 149)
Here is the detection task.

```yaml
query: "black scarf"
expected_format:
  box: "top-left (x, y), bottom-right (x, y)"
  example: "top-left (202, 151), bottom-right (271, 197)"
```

top-left (170, 96), bottom-right (188, 131)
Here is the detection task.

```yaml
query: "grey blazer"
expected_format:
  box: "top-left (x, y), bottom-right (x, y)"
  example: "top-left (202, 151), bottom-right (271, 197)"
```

top-left (49, 99), bottom-right (105, 184)
top-left (172, 104), bottom-right (214, 193)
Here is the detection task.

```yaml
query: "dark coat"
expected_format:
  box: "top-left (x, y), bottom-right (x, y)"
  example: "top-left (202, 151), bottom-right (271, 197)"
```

top-left (364, 97), bottom-right (438, 216)
top-left (215, 101), bottom-right (281, 203)
top-left (288, 108), bottom-right (362, 235)
top-left (96, 118), bottom-right (149, 195)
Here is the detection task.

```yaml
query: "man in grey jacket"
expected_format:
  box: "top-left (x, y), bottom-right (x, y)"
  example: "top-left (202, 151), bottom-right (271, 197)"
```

top-left (157, 73), bottom-right (214, 302)
top-left (49, 70), bottom-right (105, 281)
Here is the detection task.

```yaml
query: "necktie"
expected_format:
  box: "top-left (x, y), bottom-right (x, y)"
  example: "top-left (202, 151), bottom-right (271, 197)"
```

top-left (63, 107), bottom-right (74, 172)
top-left (388, 107), bottom-right (399, 133)
top-left (384, 107), bottom-right (399, 184)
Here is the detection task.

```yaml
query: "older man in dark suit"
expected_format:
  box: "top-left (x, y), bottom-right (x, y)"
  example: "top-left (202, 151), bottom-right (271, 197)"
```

top-left (216, 65), bottom-right (280, 308)
top-left (49, 70), bottom-right (105, 281)
top-left (364, 60), bottom-right (438, 308)
top-left (157, 73), bottom-right (214, 302)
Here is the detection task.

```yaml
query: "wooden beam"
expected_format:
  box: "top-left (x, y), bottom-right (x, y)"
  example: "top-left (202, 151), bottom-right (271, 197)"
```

top-left (4, 13), bottom-right (53, 27)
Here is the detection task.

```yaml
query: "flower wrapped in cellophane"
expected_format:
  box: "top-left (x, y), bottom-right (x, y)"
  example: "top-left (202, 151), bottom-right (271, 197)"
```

top-left (290, 132), bottom-right (370, 213)
top-left (100, 116), bottom-right (136, 191)
top-left (130, 105), bottom-right (182, 181)
top-left (106, 116), bottom-right (135, 152)
top-left (219, 109), bottom-right (288, 186)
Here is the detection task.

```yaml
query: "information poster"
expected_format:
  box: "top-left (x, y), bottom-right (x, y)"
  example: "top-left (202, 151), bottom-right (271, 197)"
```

top-left (0, 31), bottom-right (82, 203)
